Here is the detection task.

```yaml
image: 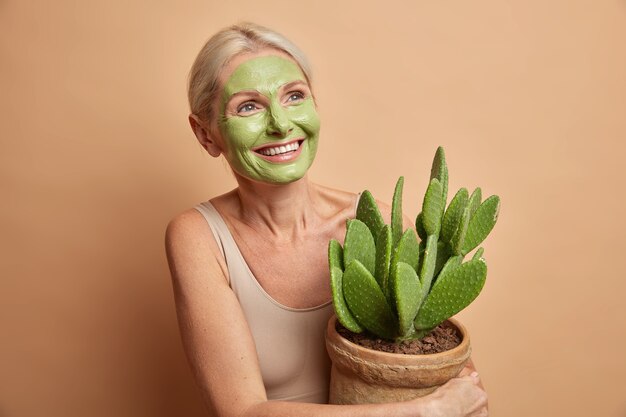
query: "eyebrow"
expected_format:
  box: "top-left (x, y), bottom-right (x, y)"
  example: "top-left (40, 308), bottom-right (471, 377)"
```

top-left (227, 80), bottom-right (309, 100)
top-left (281, 80), bottom-right (308, 91)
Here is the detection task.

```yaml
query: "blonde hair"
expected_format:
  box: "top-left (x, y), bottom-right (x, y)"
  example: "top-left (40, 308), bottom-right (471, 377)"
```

top-left (188, 22), bottom-right (313, 122)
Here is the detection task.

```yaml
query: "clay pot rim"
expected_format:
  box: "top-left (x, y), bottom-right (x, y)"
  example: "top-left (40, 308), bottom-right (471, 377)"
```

top-left (327, 314), bottom-right (470, 363)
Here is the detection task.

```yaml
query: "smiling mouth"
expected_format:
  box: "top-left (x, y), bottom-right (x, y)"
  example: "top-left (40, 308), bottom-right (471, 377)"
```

top-left (253, 139), bottom-right (304, 157)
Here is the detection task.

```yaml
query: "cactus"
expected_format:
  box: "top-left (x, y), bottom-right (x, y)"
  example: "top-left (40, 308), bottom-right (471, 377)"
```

top-left (329, 147), bottom-right (500, 342)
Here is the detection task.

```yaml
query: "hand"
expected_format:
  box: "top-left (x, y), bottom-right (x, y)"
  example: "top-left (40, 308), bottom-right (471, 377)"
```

top-left (411, 372), bottom-right (488, 417)
top-left (459, 358), bottom-right (486, 391)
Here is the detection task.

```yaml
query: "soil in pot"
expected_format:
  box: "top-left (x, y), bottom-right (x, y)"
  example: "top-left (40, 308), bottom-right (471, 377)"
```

top-left (336, 321), bottom-right (461, 355)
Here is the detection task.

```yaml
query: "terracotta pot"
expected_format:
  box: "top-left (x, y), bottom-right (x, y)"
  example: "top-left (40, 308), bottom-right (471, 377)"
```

top-left (325, 315), bottom-right (471, 404)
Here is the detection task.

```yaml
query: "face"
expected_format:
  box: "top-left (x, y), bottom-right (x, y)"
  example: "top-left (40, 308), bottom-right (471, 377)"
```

top-left (212, 53), bottom-right (320, 184)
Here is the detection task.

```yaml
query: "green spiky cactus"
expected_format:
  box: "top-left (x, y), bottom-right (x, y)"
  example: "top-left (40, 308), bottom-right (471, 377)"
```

top-left (329, 147), bottom-right (500, 342)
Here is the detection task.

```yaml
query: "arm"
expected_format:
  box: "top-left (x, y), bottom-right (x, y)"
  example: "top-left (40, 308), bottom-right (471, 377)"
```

top-left (165, 210), bottom-right (486, 417)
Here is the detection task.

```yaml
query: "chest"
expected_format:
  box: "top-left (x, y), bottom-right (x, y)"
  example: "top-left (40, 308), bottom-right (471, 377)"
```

top-left (232, 227), bottom-right (340, 309)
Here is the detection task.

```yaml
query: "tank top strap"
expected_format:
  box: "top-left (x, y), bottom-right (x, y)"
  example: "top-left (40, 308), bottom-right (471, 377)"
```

top-left (194, 201), bottom-right (247, 285)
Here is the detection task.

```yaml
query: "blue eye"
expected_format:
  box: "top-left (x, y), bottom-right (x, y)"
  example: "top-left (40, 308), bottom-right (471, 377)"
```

top-left (237, 102), bottom-right (259, 114)
top-left (287, 92), bottom-right (305, 103)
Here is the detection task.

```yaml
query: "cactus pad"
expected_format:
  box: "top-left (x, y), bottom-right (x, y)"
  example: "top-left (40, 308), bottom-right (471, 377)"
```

top-left (451, 205), bottom-right (470, 256)
top-left (374, 225), bottom-right (393, 299)
top-left (328, 239), bottom-right (344, 271)
top-left (419, 234), bottom-right (439, 296)
top-left (430, 146), bottom-right (449, 209)
top-left (422, 178), bottom-right (444, 236)
top-left (437, 255), bottom-right (463, 279)
top-left (415, 212), bottom-right (427, 240)
top-left (434, 241), bottom-right (453, 278)
top-left (468, 187), bottom-right (482, 217)
top-left (343, 219), bottom-right (376, 276)
top-left (330, 266), bottom-right (363, 332)
top-left (414, 259), bottom-right (487, 330)
top-left (356, 190), bottom-right (385, 239)
top-left (441, 188), bottom-right (468, 243)
top-left (391, 176), bottom-right (404, 246)
top-left (461, 195), bottom-right (500, 255)
top-left (391, 261), bottom-right (422, 336)
top-left (343, 260), bottom-right (397, 340)
top-left (394, 228), bottom-right (420, 272)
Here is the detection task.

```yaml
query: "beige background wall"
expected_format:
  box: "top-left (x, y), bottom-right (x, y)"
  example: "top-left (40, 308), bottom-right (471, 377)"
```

top-left (2, 1), bottom-right (625, 416)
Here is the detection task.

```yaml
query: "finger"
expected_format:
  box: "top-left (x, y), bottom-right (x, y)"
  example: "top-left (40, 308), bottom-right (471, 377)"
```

top-left (464, 358), bottom-right (487, 390)
top-left (470, 371), bottom-right (481, 385)
top-left (456, 371), bottom-right (482, 389)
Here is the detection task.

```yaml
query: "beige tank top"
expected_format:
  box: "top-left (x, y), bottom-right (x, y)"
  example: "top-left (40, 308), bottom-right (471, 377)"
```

top-left (194, 201), bottom-right (334, 403)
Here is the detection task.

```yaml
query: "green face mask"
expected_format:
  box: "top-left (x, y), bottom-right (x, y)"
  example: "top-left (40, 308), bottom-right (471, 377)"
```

top-left (217, 55), bottom-right (320, 184)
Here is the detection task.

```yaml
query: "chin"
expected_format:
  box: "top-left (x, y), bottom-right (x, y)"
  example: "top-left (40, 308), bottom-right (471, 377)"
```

top-left (249, 160), bottom-right (314, 185)
top-left (258, 172), bottom-right (307, 185)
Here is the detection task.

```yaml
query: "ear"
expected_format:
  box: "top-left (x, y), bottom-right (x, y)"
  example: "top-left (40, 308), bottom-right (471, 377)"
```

top-left (189, 114), bottom-right (223, 157)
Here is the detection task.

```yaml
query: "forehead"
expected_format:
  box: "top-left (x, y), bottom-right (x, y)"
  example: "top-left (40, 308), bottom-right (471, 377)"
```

top-left (221, 54), bottom-right (307, 97)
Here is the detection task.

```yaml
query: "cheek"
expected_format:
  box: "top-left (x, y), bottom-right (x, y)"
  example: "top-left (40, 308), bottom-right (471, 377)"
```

top-left (219, 114), bottom-right (268, 150)
top-left (289, 102), bottom-right (321, 137)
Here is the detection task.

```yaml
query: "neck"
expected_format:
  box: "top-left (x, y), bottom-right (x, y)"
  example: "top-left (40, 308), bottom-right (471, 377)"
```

top-left (233, 173), bottom-right (318, 240)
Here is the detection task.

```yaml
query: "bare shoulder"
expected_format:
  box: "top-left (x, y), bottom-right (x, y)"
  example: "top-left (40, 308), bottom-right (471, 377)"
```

top-left (164, 207), bottom-right (228, 286)
top-left (165, 208), bottom-right (210, 252)
top-left (166, 207), bottom-right (204, 235)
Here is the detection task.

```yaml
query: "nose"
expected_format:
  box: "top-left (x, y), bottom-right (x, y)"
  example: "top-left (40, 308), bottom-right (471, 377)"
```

top-left (266, 102), bottom-right (292, 137)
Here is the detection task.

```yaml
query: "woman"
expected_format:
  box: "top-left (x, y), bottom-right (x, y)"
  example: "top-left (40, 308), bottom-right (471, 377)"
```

top-left (165, 22), bottom-right (488, 417)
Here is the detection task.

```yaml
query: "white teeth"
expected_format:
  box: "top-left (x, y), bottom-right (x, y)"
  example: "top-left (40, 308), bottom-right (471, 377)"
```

top-left (258, 141), bottom-right (301, 156)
